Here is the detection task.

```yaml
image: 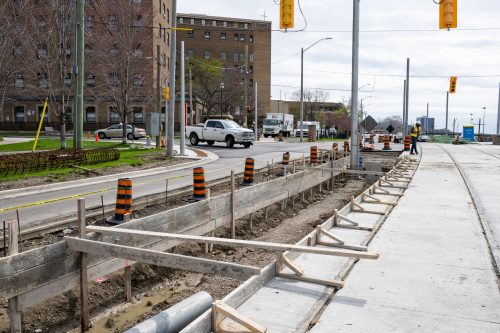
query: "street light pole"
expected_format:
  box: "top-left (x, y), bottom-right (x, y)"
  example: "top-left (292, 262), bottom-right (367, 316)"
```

top-left (482, 106), bottom-right (486, 135)
top-left (167, 0), bottom-right (177, 157)
top-left (220, 82), bottom-right (224, 118)
top-left (179, 41), bottom-right (185, 156)
top-left (300, 37), bottom-right (332, 143)
top-left (350, 0), bottom-right (360, 169)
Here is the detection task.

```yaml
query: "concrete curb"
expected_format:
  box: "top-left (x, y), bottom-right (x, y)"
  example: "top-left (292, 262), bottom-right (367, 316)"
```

top-left (0, 148), bottom-right (219, 200)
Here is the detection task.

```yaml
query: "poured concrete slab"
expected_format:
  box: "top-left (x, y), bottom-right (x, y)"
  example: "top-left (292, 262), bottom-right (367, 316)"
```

top-left (311, 144), bottom-right (500, 333)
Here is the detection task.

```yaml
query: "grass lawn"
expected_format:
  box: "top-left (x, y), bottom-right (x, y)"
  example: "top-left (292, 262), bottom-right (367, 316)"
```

top-left (0, 148), bottom-right (168, 182)
top-left (0, 136), bottom-right (3, 142)
top-left (0, 138), bottom-right (129, 152)
top-left (316, 137), bottom-right (347, 142)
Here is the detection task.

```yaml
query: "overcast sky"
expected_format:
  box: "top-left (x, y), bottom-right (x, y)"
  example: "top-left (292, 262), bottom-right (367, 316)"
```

top-left (178, 0), bottom-right (500, 133)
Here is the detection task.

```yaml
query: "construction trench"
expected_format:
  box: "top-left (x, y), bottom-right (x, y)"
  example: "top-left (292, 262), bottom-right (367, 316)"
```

top-left (0, 149), bottom-right (414, 333)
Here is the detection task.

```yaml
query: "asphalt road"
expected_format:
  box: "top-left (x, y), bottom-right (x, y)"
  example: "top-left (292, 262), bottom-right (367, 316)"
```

top-left (0, 140), bottom-right (338, 231)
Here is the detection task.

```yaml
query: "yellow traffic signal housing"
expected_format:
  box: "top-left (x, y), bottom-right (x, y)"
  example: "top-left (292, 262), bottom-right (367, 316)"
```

top-left (164, 87), bottom-right (170, 101)
top-left (449, 76), bottom-right (457, 94)
top-left (280, 0), bottom-right (294, 30)
top-left (440, 0), bottom-right (457, 29)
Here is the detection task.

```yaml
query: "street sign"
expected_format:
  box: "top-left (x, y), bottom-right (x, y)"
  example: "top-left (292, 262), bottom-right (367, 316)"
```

top-left (359, 115), bottom-right (378, 132)
top-left (386, 125), bottom-right (395, 133)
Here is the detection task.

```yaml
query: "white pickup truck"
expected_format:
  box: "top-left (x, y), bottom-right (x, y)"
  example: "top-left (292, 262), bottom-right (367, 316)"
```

top-left (187, 119), bottom-right (255, 148)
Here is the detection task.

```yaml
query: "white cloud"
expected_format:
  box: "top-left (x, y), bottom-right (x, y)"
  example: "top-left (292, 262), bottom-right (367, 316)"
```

top-left (178, 0), bottom-right (500, 133)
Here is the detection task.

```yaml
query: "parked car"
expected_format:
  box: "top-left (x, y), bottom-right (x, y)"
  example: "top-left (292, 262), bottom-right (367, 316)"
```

top-left (187, 119), bottom-right (255, 148)
top-left (418, 135), bottom-right (430, 142)
top-left (94, 124), bottom-right (146, 140)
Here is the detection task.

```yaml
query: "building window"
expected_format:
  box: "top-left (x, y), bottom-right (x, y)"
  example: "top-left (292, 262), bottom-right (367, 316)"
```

top-left (109, 73), bottom-right (119, 87)
top-left (65, 45), bottom-right (71, 59)
top-left (15, 73), bottom-right (24, 87)
top-left (133, 0), bottom-right (141, 5)
top-left (188, 30), bottom-right (194, 39)
top-left (233, 53), bottom-right (238, 62)
top-left (220, 32), bottom-right (226, 40)
top-left (249, 79), bottom-right (253, 87)
top-left (166, 31), bottom-right (170, 45)
top-left (84, 16), bottom-right (94, 32)
top-left (85, 43), bottom-right (94, 59)
top-left (204, 51), bottom-right (210, 59)
top-left (190, 18), bottom-right (194, 24)
top-left (109, 106), bottom-right (120, 123)
top-left (201, 19), bottom-right (206, 25)
top-left (14, 106), bottom-right (25, 123)
top-left (220, 52), bottom-right (226, 61)
top-left (250, 35), bottom-right (253, 43)
top-left (36, 16), bottom-right (46, 30)
top-left (233, 33), bottom-right (238, 41)
top-left (159, 23), bottom-right (162, 37)
top-left (187, 49), bottom-right (194, 58)
top-left (132, 75), bottom-right (143, 87)
top-left (223, 21), bottom-right (227, 27)
top-left (13, 44), bottom-right (22, 58)
top-left (110, 43), bottom-right (118, 57)
top-left (133, 107), bottom-right (144, 123)
top-left (249, 53), bottom-right (254, 63)
top-left (244, 23), bottom-right (249, 29)
top-left (38, 105), bottom-right (49, 123)
top-left (240, 79), bottom-right (244, 86)
top-left (37, 73), bottom-right (48, 89)
top-left (133, 15), bottom-right (144, 30)
top-left (212, 20), bottom-right (217, 26)
top-left (239, 53), bottom-right (245, 61)
top-left (133, 45), bottom-right (143, 58)
top-left (85, 106), bottom-right (96, 123)
top-left (204, 31), bottom-right (210, 39)
top-left (107, 15), bottom-right (117, 29)
top-left (162, 3), bottom-right (166, 15)
top-left (249, 65), bottom-right (253, 74)
top-left (178, 17), bottom-right (183, 24)
top-left (86, 74), bottom-right (96, 87)
top-left (64, 73), bottom-right (72, 87)
top-left (167, 9), bottom-right (170, 23)
top-left (36, 43), bottom-right (47, 59)
top-left (240, 34), bottom-right (245, 42)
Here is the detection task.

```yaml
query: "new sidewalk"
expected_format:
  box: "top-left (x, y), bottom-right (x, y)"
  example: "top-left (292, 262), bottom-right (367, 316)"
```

top-left (311, 144), bottom-right (500, 332)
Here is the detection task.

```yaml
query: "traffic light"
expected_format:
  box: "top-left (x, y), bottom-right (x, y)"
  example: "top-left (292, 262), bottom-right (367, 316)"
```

top-left (439, 0), bottom-right (457, 30)
top-left (164, 87), bottom-right (170, 101)
top-left (280, 0), bottom-right (294, 30)
top-left (449, 76), bottom-right (457, 94)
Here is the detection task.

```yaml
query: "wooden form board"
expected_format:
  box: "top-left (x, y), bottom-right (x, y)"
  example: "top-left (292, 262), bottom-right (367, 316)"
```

top-left (0, 159), bottom-right (344, 306)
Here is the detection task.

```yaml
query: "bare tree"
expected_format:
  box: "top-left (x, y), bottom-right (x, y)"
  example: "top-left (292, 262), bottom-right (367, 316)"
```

top-left (189, 57), bottom-right (224, 119)
top-left (92, 0), bottom-right (154, 143)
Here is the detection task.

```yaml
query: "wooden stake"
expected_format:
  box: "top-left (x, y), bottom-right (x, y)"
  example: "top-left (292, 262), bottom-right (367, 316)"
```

top-left (78, 199), bottom-right (90, 332)
top-left (165, 178), bottom-right (169, 207)
top-left (212, 300), bottom-right (267, 333)
top-left (231, 171), bottom-right (236, 239)
top-left (125, 265), bottom-right (132, 302)
top-left (7, 220), bottom-right (22, 333)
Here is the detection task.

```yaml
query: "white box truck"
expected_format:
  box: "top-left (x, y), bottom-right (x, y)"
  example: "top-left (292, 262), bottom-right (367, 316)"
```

top-left (293, 121), bottom-right (321, 137)
top-left (263, 113), bottom-right (294, 137)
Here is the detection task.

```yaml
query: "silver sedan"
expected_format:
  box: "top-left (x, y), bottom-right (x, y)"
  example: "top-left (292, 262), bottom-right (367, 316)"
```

top-left (94, 124), bottom-right (146, 140)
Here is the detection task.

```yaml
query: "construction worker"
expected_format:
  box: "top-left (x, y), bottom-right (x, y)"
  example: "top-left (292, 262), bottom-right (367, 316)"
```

top-left (410, 123), bottom-right (421, 155)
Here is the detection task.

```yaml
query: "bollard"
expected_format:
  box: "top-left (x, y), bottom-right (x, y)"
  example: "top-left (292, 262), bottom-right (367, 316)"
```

top-left (310, 146), bottom-right (318, 165)
top-left (124, 291), bottom-right (213, 333)
top-left (343, 140), bottom-right (350, 152)
top-left (241, 158), bottom-right (255, 186)
top-left (404, 136), bottom-right (411, 151)
top-left (108, 178), bottom-right (133, 224)
top-left (383, 134), bottom-right (391, 150)
top-left (192, 167), bottom-right (207, 200)
top-left (282, 152), bottom-right (290, 166)
top-left (278, 132), bottom-right (283, 142)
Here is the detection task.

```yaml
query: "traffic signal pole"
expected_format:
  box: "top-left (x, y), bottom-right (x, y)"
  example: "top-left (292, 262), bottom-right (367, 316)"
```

top-left (404, 58), bottom-right (410, 135)
top-left (445, 91), bottom-right (449, 134)
top-left (350, 0), bottom-right (360, 169)
top-left (179, 41), bottom-right (186, 155)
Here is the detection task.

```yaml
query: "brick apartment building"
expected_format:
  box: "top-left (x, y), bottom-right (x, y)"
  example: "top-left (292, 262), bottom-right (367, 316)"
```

top-left (176, 13), bottom-right (271, 124)
top-left (0, 0), bottom-right (173, 132)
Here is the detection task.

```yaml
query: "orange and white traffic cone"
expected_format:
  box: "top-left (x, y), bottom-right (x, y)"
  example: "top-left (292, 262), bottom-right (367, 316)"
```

top-left (87, 131), bottom-right (91, 139)
top-left (161, 137), bottom-right (166, 147)
top-left (95, 133), bottom-right (100, 142)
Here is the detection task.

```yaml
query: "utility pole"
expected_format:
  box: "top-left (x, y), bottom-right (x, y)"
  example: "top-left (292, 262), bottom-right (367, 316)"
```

top-left (74, 0), bottom-right (84, 149)
top-left (156, 45), bottom-right (161, 148)
top-left (254, 82), bottom-right (258, 139)
top-left (300, 47), bottom-right (304, 142)
top-left (179, 41), bottom-right (186, 155)
top-left (445, 91), bottom-right (449, 135)
top-left (189, 66), bottom-right (194, 125)
top-left (497, 83), bottom-right (500, 135)
top-left (404, 58), bottom-right (410, 136)
top-left (452, 118), bottom-right (456, 135)
top-left (244, 44), bottom-right (249, 127)
top-left (402, 80), bottom-right (406, 135)
top-left (350, 0), bottom-right (360, 169)
top-left (426, 103), bottom-right (429, 134)
top-left (167, 0), bottom-right (177, 157)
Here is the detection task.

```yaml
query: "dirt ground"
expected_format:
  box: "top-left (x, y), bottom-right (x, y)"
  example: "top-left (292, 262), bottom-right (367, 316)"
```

top-left (0, 176), bottom-right (369, 333)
